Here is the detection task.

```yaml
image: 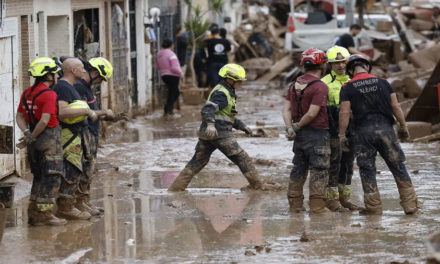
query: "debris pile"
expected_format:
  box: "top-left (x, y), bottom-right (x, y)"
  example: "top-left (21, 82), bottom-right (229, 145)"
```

top-left (233, 2), bottom-right (296, 83)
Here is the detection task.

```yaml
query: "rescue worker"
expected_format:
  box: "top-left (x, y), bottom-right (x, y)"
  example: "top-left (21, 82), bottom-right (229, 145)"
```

top-left (16, 57), bottom-right (67, 226)
top-left (53, 58), bottom-right (98, 220)
top-left (321, 46), bottom-right (360, 211)
top-left (168, 64), bottom-right (271, 191)
top-left (339, 54), bottom-right (418, 215)
top-left (283, 48), bottom-right (331, 214)
top-left (74, 57), bottom-right (114, 216)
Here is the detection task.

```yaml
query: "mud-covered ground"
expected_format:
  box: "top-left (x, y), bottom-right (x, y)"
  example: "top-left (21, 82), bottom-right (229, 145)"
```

top-left (1, 83), bottom-right (440, 263)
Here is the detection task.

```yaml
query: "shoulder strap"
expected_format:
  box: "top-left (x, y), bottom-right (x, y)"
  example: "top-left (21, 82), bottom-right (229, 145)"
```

top-left (23, 89), bottom-right (52, 130)
top-left (293, 80), bottom-right (322, 120)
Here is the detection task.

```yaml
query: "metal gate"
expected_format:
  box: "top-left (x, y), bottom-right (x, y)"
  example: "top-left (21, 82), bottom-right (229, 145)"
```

top-left (0, 18), bottom-right (19, 179)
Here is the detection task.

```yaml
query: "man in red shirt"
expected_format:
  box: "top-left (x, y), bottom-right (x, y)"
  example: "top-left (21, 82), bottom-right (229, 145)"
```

top-left (16, 57), bottom-right (67, 226)
top-left (282, 48), bottom-right (330, 214)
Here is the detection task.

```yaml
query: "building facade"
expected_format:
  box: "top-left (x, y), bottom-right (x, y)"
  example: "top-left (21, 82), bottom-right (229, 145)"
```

top-left (0, 0), bottom-right (155, 179)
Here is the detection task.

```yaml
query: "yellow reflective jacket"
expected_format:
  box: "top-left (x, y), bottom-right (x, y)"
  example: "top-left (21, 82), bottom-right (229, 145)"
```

top-left (321, 71), bottom-right (350, 107)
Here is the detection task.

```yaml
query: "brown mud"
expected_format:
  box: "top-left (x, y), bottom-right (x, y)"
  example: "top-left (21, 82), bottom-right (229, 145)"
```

top-left (0, 83), bottom-right (439, 263)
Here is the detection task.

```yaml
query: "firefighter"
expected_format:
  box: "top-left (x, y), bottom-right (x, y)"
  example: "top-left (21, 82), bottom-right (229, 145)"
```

top-left (16, 57), bottom-right (66, 226)
top-left (53, 58), bottom-right (98, 220)
top-left (321, 46), bottom-right (360, 211)
top-left (74, 57), bottom-right (114, 216)
top-left (283, 48), bottom-right (331, 214)
top-left (339, 54), bottom-right (418, 215)
top-left (168, 64), bottom-right (278, 192)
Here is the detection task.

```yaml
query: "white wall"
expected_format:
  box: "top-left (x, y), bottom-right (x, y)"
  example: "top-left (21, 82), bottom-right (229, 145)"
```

top-left (47, 15), bottom-right (70, 57)
top-left (136, 0), bottom-right (152, 109)
top-left (33, 0), bottom-right (73, 57)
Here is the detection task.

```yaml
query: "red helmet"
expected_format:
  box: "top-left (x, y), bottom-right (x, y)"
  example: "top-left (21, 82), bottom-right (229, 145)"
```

top-left (346, 54), bottom-right (371, 72)
top-left (300, 48), bottom-right (327, 66)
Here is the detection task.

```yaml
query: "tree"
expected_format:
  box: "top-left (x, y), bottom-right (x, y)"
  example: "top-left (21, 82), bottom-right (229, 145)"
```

top-left (183, 0), bottom-right (223, 88)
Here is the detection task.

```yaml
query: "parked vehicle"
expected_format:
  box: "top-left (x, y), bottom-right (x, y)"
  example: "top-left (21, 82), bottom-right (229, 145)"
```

top-left (284, 0), bottom-right (391, 56)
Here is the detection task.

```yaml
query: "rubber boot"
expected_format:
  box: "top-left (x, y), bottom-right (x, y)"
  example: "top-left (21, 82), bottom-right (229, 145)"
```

top-left (324, 186), bottom-right (345, 212)
top-left (359, 191), bottom-right (383, 215)
top-left (309, 170), bottom-right (330, 214)
top-left (56, 197), bottom-right (92, 220)
top-left (168, 168), bottom-right (196, 192)
top-left (76, 195), bottom-right (100, 216)
top-left (338, 184), bottom-right (361, 211)
top-left (27, 200), bottom-right (38, 217)
top-left (84, 194), bottom-right (104, 213)
top-left (29, 204), bottom-right (67, 226)
top-left (396, 181), bottom-right (418, 215)
top-left (287, 180), bottom-right (306, 213)
top-left (242, 170), bottom-right (264, 190)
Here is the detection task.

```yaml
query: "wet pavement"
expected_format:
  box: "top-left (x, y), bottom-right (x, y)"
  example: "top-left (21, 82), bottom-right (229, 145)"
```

top-left (1, 83), bottom-right (440, 263)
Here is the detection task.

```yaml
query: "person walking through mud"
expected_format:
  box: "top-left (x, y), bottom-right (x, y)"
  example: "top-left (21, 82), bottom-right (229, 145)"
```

top-left (53, 58), bottom-right (98, 221)
top-left (168, 64), bottom-right (278, 192)
top-left (283, 48), bottom-right (331, 214)
top-left (156, 38), bottom-right (183, 117)
top-left (74, 57), bottom-right (114, 216)
top-left (16, 57), bottom-right (67, 226)
top-left (321, 46), bottom-right (361, 212)
top-left (339, 54), bottom-right (418, 215)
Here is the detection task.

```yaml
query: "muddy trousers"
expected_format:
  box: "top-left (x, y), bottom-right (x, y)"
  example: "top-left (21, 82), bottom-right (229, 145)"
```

top-left (28, 127), bottom-right (64, 211)
top-left (287, 128), bottom-right (330, 213)
top-left (169, 137), bottom-right (262, 191)
top-left (339, 135), bottom-right (355, 186)
top-left (77, 131), bottom-right (97, 200)
top-left (356, 120), bottom-right (418, 214)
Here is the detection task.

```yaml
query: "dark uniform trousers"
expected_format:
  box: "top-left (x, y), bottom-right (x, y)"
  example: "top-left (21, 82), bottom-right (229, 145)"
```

top-left (290, 127), bottom-right (330, 187)
top-left (339, 135), bottom-right (356, 186)
top-left (28, 126), bottom-right (64, 204)
top-left (185, 136), bottom-right (255, 175)
top-left (355, 115), bottom-right (411, 194)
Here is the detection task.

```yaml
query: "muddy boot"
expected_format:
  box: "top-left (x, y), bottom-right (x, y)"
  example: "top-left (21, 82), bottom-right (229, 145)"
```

top-left (84, 194), bottom-right (104, 213)
top-left (338, 184), bottom-right (362, 211)
top-left (27, 200), bottom-right (39, 224)
top-left (359, 191), bottom-right (383, 215)
top-left (76, 195), bottom-right (100, 216)
top-left (287, 180), bottom-right (305, 213)
top-left (168, 168), bottom-right (196, 192)
top-left (56, 197), bottom-right (92, 220)
top-left (396, 181), bottom-right (418, 215)
top-left (309, 170), bottom-right (330, 214)
top-left (324, 187), bottom-right (345, 212)
top-left (242, 171), bottom-right (263, 190)
top-left (29, 204), bottom-right (67, 226)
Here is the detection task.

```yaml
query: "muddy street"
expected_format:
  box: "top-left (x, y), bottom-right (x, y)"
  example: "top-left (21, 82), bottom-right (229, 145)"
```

top-left (1, 84), bottom-right (440, 263)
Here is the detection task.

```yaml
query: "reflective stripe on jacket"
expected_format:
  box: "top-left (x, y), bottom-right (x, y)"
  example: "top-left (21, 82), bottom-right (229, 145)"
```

top-left (321, 71), bottom-right (350, 107)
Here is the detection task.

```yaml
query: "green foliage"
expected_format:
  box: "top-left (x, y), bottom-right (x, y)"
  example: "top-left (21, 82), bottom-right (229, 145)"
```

top-left (183, 0), bottom-right (223, 48)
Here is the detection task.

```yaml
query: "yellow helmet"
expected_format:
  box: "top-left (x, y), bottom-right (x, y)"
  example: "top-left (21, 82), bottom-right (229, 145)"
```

top-left (218, 63), bottom-right (247, 81)
top-left (63, 100), bottom-right (90, 124)
top-left (88, 57), bottom-right (113, 81)
top-left (326, 46), bottom-right (350, 63)
top-left (28, 57), bottom-right (60, 77)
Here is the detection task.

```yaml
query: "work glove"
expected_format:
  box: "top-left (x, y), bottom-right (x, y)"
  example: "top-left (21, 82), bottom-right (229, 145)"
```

top-left (243, 126), bottom-right (253, 135)
top-left (23, 129), bottom-right (35, 145)
top-left (339, 134), bottom-right (350, 152)
top-left (205, 123), bottom-right (218, 139)
top-left (398, 124), bottom-right (410, 141)
top-left (105, 109), bottom-right (115, 119)
top-left (286, 126), bottom-right (296, 141)
top-left (16, 137), bottom-right (27, 149)
top-left (88, 110), bottom-right (98, 122)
